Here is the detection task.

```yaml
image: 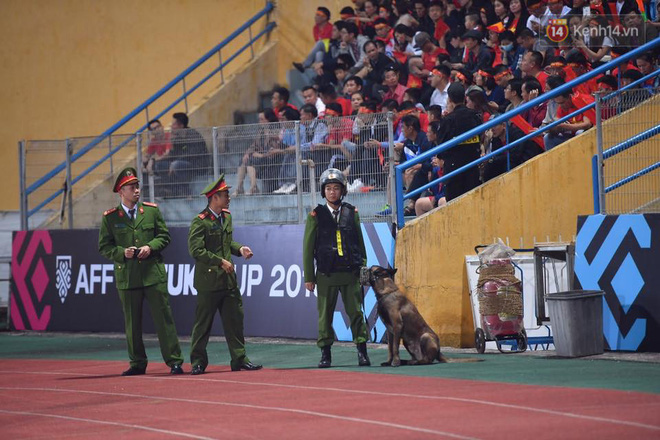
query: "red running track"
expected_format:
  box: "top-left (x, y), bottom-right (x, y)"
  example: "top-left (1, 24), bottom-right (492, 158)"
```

top-left (0, 359), bottom-right (659, 439)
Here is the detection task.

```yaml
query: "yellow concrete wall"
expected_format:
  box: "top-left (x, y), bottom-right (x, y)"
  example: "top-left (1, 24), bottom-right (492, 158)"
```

top-left (36, 41), bottom-right (283, 230)
top-left (189, 41), bottom-right (279, 129)
top-left (0, 0), bottom-right (270, 211)
top-left (2, 0), bottom-right (343, 212)
top-left (394, 96), bottom-right (660, 347)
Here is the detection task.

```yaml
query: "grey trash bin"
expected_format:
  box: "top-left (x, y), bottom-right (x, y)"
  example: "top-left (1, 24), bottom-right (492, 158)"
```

top-left (546, 290), bottom-right (605, 357)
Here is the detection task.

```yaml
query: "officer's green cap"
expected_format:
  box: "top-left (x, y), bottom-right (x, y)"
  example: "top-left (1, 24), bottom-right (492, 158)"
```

top-left (113, 167), bottom-right (139, 193)
top-left (200, 174), bottom-right (231, 197)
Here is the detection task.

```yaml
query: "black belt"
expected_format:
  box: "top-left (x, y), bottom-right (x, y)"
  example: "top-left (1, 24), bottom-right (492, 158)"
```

top-left (330, 266), bottom-right (355, 273)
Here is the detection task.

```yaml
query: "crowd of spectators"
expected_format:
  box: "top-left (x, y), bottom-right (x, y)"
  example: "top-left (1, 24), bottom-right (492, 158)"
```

top-left (146, 0), bottom-right (660, 217)
top-left (284, 0), bottom-right (660, 215)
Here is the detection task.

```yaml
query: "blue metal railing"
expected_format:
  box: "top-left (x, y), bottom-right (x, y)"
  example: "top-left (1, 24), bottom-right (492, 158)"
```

top-left (592, 122), bottom-right (660, 213)
top-left (395, 37), bottom-right (660, 228)
top-left (606, 161), bottom-right (660, 192)
top-left (25, 2), bottom-right (275, 220)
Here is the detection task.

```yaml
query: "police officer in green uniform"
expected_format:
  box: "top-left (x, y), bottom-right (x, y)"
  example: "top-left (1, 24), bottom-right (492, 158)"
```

top-left (98, 167), bottom-right (184, 376)
top-left (303, 168), bottom-right (371, 368)
top-left (188, 174), bottom-right (262, 375)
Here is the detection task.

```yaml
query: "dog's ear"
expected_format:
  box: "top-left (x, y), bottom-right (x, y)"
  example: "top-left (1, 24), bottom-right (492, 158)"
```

top-left (388, 267), bottom-right (397, 276)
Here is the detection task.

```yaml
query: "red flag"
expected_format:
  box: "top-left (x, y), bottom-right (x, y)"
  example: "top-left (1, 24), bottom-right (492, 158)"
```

top-left (434, 19), bottom-right (450, 41)
top-left (510, 114), bottom-right (545, 150)
top-left (406, 74), bottom-right (423, 89)
top-left (487, 22), bottom-right (506, 33)
top-left (392, 50), bottom-right (408, 65)
top-left (571, 92), bottom-right (596, 125)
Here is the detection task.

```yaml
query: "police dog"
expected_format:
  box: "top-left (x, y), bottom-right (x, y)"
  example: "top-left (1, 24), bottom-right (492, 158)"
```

top-left (363, 265), bottom-right (474, 366)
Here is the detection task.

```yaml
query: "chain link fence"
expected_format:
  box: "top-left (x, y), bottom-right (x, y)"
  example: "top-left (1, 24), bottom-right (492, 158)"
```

top-left (141, 114), bottom-right (394, 226)
top-left (22, 135), bottom-right (140, 229)
top-left (597, 89), bottom-right (660, 214)
top-left (22, 140), bottom-right (68, 229)
top-left (22, 113), bottom-right (395, 229)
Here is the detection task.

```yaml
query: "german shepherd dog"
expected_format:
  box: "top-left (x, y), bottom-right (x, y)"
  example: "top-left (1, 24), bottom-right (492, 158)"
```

top-left (362, 265), bottom-right (478, 367)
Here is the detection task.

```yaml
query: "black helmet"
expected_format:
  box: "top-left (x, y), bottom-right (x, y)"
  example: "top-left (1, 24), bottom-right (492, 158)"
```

top-left (320, 168), bottom-right (347, 198)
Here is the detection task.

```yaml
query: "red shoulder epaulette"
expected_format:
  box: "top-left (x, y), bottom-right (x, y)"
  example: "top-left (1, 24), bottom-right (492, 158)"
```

top-left (143, 201), bottom-right (158, 207)
top-left (104, 207), bottom-right (117, 216)
top-left (198, 212), bottom-right (208, 219)
top-left (222, 208), bottom-right (231, 214)
top-left (355, 208), bottom-right (358, 213)
top-left (310, 210), bottom-right (317, 217)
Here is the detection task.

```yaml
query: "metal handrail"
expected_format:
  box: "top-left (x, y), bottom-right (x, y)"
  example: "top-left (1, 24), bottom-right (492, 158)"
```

top-left (395, 37), bottom-right (660, 228)
top-left (24, 1), bottom-right (275, 217)
top-left (592, 123), bottom-right (660, 213)
top-left (603, 122), bottom-right (660, 159)
top-left (26, 20), bottom-right (277, 219)
top-left (406, 69), bottom-right (660, 217)
top-left (605, 161), bottom-right (660, 193)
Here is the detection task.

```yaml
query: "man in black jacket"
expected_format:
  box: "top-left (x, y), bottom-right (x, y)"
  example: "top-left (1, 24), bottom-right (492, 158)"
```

top-left (165, 112), bottom-right (212, 197)
top-left (354, 40), bottom-right (396, 99)
top-left (437, 83), bottom-right (483, 201)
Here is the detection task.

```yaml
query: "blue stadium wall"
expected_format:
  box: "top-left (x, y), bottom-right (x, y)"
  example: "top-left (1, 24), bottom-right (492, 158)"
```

top-left (11, 214), bottom-right (660, 352)
top-left (575, 214), bottom-right (660, 352)
top-left (9, 224), bottom-right (394, 342)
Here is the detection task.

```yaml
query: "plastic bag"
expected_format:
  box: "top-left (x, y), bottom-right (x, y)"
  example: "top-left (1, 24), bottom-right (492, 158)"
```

top-left (478, 238), bottom-right (516, 266)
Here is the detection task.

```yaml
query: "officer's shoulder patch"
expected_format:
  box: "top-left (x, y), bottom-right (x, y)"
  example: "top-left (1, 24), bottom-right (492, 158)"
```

top-left (198, 212), bottom-right (208, 219)
top-left (143, 202), bottom-right (158, 208)
top-left (310, 210), bottom-right (317, 217)
top-left (104, 207), bottom-right (117, 216)
top-left (222, 208), bottom-right (231, 214)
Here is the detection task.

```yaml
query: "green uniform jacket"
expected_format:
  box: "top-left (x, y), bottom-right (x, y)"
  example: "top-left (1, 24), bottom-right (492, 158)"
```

top-left (188, 207), bottom-right (243, 291)
top-left (303, 206), bottom-right (367, 283)
top-left (98, 202), bottom-right (170, 290)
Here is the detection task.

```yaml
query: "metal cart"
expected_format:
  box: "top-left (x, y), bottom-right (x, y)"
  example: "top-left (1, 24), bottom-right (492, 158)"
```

top-left (472, 245), bottom-right (528, 354)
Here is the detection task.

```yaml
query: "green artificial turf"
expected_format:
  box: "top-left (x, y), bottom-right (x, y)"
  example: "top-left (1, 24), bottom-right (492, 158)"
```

top-left (1, 333), bottom-right (658, 394)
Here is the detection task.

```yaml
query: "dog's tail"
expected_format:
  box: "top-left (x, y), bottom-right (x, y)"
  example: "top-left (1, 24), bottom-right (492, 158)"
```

top-left (438, 352), bottom-right (483, 363)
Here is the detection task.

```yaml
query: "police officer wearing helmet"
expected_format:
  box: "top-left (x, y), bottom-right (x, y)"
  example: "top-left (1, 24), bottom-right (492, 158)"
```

top-left (303, 168), bottom-right (370, 368)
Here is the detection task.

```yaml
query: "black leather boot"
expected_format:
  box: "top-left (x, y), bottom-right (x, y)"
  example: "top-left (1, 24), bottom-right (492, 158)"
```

top-left (318, 346), bottom-right (331, 368)
top-left (357, 342), bottom-right (371, 366)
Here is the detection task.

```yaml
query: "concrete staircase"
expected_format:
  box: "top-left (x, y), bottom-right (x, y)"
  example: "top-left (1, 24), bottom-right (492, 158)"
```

top-left (154, 171), bottom-right (390, 227)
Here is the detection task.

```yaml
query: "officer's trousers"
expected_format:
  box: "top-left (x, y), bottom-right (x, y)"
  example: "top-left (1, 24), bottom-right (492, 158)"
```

top-left (444, 145), bottom-right (481, 201)
top-left (190, 287), bottom-right (248, 370)
top-left (118, 282), bottom-right (183, 370)
top-left (316, 271), bottom-right (368, 348)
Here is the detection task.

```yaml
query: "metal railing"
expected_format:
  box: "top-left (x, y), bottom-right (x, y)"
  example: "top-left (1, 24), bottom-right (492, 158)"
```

top-left (19, 1), bottom-right (276, 230)
top-left (20, 113), bottom-right (396, 229)
top-left (592, 88), bottom-right (660, 214)
top-left (136, 113), bottom-right (394, 226)
top-left (143, 113), bottom-right (395, 226)
top-left (395, 37), bottom-right (660, 228)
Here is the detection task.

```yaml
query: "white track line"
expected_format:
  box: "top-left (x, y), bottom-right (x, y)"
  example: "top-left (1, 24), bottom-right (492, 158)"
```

top-left (3, 370), bottom-right (660, 432)
top-left (0, 409), bottom-right (217, 440)
top-left (0, 386), bottom-right (477, 440)
top-left (175, 376), bottom-right (660, 431)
